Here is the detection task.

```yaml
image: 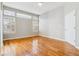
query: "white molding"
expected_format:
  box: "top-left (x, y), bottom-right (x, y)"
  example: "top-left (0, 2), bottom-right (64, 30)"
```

top-left (75, 46), bottom-right (79, 49)
top-left (39, 34), bottom-right (65, 41)
top-left (3, 35), bottom-right (38, 40)
top-left (39, 34), bottom-right (79, 49)
top-left (3, 34), bottom-right (79, 49)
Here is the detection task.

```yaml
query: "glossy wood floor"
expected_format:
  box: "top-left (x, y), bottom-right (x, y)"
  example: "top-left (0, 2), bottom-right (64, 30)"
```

top-left (2, 36), bottom-right (79, 56)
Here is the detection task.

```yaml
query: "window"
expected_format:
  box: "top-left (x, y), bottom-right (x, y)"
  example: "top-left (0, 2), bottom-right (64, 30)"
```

top-left (4, 10), bottom-right (15, 16)
top-left (3, 9), bottom-right (16, 34)
top-left (16, 13), bottom-right (31, 19)
top-left (32, 16), bottom-right (39, 34)
top-left (3, 6), bottom-right (39, 35)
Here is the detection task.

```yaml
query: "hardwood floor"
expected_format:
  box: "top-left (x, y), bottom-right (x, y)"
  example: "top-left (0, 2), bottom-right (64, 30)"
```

top-left (2, 36), bottom-right (79, 56)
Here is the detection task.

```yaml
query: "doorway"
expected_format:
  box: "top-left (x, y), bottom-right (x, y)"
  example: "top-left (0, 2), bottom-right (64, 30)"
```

top-left (65, 10), bottom-right (76, 46)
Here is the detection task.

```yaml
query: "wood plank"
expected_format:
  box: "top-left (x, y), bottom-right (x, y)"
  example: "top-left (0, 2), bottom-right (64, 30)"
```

top-left (2, 36), bottom-right (79, 56)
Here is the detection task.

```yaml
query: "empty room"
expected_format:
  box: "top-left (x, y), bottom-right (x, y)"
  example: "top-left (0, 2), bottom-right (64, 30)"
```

top-left (0, 2), bottom-right (79, 56)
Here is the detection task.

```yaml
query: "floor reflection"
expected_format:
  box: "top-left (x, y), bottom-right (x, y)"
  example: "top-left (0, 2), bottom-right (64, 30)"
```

top-left (32, 39), bottom-right (38, 55)
top-left (3, 44), bottom-right (16, 56)
top-left (3, 36), bottom-right (79, 56)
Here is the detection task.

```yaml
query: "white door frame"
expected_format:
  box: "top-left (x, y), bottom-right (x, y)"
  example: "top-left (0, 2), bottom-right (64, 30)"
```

top-left (65, 10), bottom-right (76, 47)
top-left (0, 2), bottom-right (3, 48)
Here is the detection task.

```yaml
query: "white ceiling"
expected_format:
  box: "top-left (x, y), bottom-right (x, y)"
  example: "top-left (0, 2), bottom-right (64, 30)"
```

top-left (3, 2), bottom-right (64, 15)
top-left (3, 2), bottom-right (79, 15)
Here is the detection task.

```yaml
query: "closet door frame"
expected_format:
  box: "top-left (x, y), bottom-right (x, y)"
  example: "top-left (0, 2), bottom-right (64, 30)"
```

top-left (75, 8), bottom-right (79, 48)
top-left (64, 10), bottom-right (76, 47)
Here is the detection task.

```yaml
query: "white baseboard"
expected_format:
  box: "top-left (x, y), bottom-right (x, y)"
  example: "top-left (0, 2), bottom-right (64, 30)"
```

top-left (39, 34), bottom-right (79, 49)
top-left (75, 46), bottom-right (79, 49)
top-left (3, 35), bottom-right (38, 40)
top-left (39, 34), bottom-right (65, 41)
top-left (3, 34), bottom-right (79, 49)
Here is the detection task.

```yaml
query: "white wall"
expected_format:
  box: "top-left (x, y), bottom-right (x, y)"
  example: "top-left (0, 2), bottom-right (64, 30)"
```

top-left (39, 6), bottom-right (64, 40)
top-left (39, 3), bottom-right (79, 48)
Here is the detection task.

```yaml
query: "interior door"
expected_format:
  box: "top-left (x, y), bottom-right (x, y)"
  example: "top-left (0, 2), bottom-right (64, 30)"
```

top-left (65, 10), bottom-right (76, 46)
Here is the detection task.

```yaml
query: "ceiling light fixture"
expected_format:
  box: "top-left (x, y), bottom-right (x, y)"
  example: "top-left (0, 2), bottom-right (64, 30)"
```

top-left (38, 2), bottom-right (43, 7)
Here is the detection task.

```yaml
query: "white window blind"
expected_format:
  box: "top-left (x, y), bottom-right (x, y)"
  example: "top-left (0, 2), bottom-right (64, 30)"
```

top-left (3, 9), bottom-right (16, 34)
top-left (16, 13), bottom-right (31, 19)
top-left (3, 16), bottom-right (16, 34)
top-left (4, 10), bottom-right (15, 16)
